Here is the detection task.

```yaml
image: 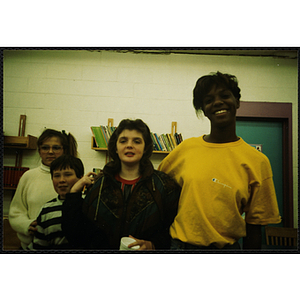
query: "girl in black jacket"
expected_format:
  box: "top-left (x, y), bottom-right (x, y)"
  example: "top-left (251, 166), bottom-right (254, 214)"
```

top-left (62, 119), bottom-right (181, 250)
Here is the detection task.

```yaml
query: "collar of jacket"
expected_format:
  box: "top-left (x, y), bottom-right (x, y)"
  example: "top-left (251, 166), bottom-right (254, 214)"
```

top-left (93, 159), bottom-right (155, 221)
top-left (102, 159), bottom-right (154, 183)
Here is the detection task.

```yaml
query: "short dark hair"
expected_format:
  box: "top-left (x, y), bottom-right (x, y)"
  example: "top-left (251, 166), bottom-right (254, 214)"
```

top-left (107, 119), bottom-right (153, 173)
top-left (50, 154), bottom-right (84, 179)
top-left (37, 129), bottom-right (78, 157)
top-left (193, 71), bottom-right (241, 114)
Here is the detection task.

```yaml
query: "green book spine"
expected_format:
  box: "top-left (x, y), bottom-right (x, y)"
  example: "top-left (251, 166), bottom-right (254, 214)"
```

top-left (91, 126), bottom-right (107, 148)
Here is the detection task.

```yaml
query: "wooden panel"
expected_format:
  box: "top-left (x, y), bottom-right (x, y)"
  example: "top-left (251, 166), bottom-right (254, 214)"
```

top-left (4, 135), bottom-right (37, 149)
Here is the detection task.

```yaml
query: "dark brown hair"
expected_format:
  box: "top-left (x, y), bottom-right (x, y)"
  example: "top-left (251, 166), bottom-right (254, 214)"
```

top-left (37, 129), bottom-right (78, 157)
top-left (50, 154), bottom-right (84, 179)
top-left (107, 119), bottom-right (153, 174)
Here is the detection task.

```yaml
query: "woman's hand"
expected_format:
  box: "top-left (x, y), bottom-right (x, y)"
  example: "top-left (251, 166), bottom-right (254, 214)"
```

top-left (128, 235), bottom-right (155, 250)
top-left (28, 220), bottom-right (37, 235)
top-left (70, 172), bottom-right (97, 193)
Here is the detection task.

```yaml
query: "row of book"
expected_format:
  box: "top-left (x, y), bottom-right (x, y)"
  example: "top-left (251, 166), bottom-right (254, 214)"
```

top-left (92, 125), bottom-right (183, 152)
top-left (3, 166), bottom-right (29, 188)
top-left (91, 126), bottom-right (117, 148)
top-left (151, 132), bottom-right (183, 151)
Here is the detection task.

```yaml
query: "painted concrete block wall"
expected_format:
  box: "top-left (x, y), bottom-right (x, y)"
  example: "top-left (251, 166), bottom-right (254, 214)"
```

top-left (3, 50), bottom-right (298, 225)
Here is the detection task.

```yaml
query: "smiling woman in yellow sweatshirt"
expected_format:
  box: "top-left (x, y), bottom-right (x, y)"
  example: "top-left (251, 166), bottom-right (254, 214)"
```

top-left (159, 71), bottom-right (281, 250)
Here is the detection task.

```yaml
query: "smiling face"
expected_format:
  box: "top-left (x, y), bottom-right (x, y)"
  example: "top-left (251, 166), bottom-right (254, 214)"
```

top-left (202, 86), bottom-right (240, 128)
top-left (116, 129), bottom-right (145, 168)
top-left (52, 167), bottom-right (80, 199)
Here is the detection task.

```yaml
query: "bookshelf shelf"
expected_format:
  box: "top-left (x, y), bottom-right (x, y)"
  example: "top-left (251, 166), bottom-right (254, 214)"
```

top-left (4, 135), bottom-right (37, 150)
top-left (154, 151), bottom-right (171, 154)
top-left (91, 119), bottom-right (182, 155)
top-left (92, 136), bottom-right (171, 154)
top-left (91, 136), bottom-right (108, 151)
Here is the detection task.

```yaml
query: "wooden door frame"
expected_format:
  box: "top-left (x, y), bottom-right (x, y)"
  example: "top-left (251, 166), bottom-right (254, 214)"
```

top-left (236, 101), bottom-right (293, 227)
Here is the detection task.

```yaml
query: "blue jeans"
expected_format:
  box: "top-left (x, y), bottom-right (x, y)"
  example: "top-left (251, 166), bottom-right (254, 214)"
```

top-left (171, 239), bottom-right (241, 250)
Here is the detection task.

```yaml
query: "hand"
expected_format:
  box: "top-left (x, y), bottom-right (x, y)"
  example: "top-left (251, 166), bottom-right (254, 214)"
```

top-left (28, 220), bottom-right (38, 235)
top-left (128, 235), bottom-right (155, 250)
top-left (70, 172), bottom-right (97, 193)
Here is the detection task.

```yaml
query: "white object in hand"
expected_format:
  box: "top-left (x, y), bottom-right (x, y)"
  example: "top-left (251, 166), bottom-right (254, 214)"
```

top-left (119, 237), bottom-right (140, 250)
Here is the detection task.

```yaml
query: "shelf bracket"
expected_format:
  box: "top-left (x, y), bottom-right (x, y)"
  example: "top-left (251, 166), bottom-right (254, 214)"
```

top-left (16, 115), bottom-right (27, 167)
top-left (18, 115), bottom-right (26, 137)
top-left (171, 121), bottom-right (177, 135)
top-left (108, 118), bottom-right (114, 127)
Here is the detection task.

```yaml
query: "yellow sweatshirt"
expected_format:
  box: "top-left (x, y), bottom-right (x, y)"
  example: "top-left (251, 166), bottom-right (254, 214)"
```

top-left (158, 135), bottom-right (281, 248)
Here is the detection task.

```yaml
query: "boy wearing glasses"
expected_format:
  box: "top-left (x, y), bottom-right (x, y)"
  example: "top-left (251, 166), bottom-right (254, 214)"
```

top-left (27, 155), bottom-right (84, 250)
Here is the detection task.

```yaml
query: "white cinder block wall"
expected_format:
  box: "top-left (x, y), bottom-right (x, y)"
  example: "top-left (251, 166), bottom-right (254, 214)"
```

top-left (3, 50), bottom-right (298, 226)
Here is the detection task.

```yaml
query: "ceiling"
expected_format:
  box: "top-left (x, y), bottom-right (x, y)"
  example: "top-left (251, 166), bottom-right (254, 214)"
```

top-left (113, 49), bottom-right (298, 59)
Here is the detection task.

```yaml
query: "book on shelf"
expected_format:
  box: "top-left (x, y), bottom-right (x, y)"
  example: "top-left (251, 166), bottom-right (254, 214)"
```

top-left (100, 126), bottom-right (109, 145)
top-left (170, 134), bottom-right (178, 150)
top-left (91, 127), bottom-right (106, 148)
top-left (163, 134), bottom-right (172, 151)
top-left (91, 123), bottom-right (183, 152)
top-left (106, 126), bottom-right (116, 137)
top-left (166, 134), bottom-right (174, 150)
top-left (153, 133), bottom-right (163, 151)
top-left (91, 126), bottom-right (116, 148)
top-left (150, 133), bottom-right (159, 151)
top-left (158, 135), bottom-right (167, 151)
top-left (150, 132), bottom-right (183, 152)
top-left (175, 132), bottom-right (183, 144)
top-left (3, 166), bottom-right (29, 188)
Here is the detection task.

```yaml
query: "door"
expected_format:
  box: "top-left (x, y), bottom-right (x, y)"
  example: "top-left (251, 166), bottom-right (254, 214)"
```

top-left (236, 119), bottom-right (283, 248)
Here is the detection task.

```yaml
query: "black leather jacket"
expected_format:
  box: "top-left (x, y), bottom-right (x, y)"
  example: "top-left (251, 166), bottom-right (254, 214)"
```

top-left (62, 161), bottom-right (181, 250)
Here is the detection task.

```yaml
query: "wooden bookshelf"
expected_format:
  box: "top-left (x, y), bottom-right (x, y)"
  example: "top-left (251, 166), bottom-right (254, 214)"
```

top-left (3, 115), bottom-right (37, 192)
top-left (3, 166), bottom-right (30, 190)
top-left (4, 135), bottom-right (37, 149)
top-left (91, 118), bottom-right (114, 151)
top-left (91, 136), bottom-right (108, 151)
top-left (91, 119), bottom-right (181, 154)
top-left (92, 136), bottom-right (173, 153)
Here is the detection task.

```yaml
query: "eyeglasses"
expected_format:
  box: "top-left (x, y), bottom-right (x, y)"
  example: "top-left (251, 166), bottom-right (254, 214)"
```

top-left (40, 145), bottom-right (63, 153)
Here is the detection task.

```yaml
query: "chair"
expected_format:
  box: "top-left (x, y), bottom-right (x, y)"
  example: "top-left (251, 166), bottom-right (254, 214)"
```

top-left (265, 226), bottom-right (298, 248)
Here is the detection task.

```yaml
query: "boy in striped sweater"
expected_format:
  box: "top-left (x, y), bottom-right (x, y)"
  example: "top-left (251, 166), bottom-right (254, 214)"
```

top-left (27, 155), bottom-right (84, 250)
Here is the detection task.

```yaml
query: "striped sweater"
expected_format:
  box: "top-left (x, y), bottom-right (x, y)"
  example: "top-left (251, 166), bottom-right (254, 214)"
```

top-left (28, 197), bottom-right (69, 250)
